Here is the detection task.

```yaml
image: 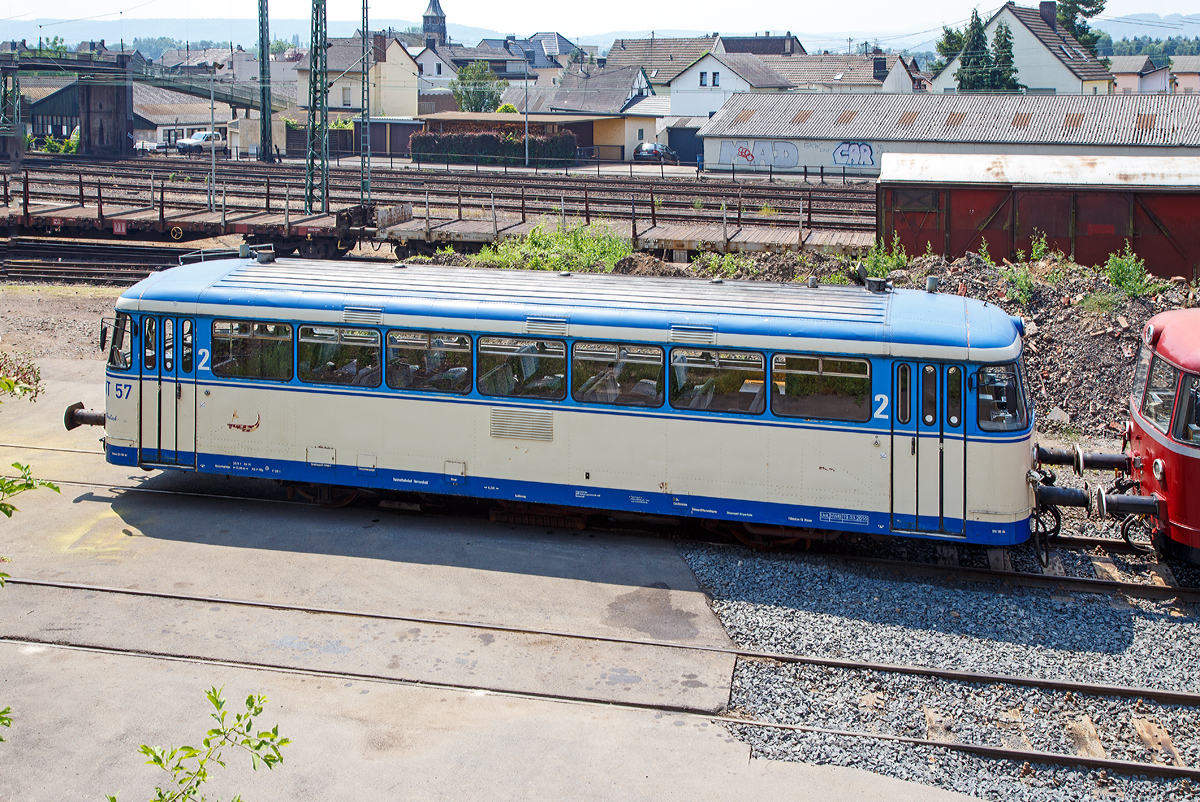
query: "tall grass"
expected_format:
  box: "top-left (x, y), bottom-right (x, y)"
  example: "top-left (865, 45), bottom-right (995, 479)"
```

top-left (470, 224), bottom-right (632, 272)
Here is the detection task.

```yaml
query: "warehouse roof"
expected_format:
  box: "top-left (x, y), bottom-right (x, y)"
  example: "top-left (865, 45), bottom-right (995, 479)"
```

top-left (696, 93), bottom-right (1200, 147)
top-left (879, 153), bottom-right (1200, 189)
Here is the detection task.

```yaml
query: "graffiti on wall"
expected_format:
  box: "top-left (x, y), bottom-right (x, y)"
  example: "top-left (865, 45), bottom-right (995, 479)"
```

top-left (832, 141), bottom-right (874, 166)
top-left (718, 140), bottom-right (800, 167)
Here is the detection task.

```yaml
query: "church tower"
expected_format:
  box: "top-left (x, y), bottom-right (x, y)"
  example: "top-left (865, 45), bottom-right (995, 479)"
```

top-left (422, 0), bottom-right (447, 46)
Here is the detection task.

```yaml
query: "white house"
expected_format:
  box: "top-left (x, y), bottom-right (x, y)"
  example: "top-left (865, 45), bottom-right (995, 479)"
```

top-left (667, 52), bottom-right (793, 117)
top-left (297, 35), bottom-right (420, 117)
top-left (931, 2), bottom-right (1113, 95)
top-left (412, 44), bottom-right (456, 92)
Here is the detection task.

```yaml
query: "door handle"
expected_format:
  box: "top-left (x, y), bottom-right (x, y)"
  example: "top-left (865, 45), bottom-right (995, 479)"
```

top-left (911, 437), bottom-right (916, 456)
top-left (176, 384), bottom-right (182, 400)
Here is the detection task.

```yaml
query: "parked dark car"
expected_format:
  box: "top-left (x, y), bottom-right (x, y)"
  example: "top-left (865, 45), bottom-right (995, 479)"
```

top-left (633, 143), bottom-right (679, 164)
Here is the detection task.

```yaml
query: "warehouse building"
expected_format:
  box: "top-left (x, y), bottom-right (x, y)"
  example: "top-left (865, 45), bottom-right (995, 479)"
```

top-left (697, 92), bottom-right (1200, 176)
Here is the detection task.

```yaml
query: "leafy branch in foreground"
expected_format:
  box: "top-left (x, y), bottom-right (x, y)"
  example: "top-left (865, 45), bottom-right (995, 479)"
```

top-left (1, 462), bottom-right (59, 518)
top-left (107, 686), bottom-right (291, 802)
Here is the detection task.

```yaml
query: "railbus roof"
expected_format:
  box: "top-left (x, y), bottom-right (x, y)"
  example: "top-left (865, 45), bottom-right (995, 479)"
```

top-left (116, 259), bottom-right (1023, 362)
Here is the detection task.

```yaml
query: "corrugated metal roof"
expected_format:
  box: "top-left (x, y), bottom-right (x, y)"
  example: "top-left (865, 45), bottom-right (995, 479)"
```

top-left (1170, 55), bottom-right (1200, 74)
top-left (696, 93), bottom-right (1200, 147)
top-left (879, 153), bottom-right (1200, 188)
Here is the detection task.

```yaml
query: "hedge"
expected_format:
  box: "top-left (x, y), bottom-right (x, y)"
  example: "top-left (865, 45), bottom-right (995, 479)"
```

top-left (410, 128), bottom-right (577, 167)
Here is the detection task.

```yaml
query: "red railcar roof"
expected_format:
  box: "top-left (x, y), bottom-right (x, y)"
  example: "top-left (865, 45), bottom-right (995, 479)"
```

top-left (1147, 308), bottom-right (1200, 371)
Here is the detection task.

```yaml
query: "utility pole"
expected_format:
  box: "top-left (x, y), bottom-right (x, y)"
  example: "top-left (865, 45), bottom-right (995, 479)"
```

top-left (360, 0), bottom-right (371, 204)
top-left (524, 64), bottom-right (529, 168)
top-left (258, 0), bottom-right (274, 162)
top-left (209, 71), bottom-right (216, 212)
top-left (305, 0), bottom-right (329, 213)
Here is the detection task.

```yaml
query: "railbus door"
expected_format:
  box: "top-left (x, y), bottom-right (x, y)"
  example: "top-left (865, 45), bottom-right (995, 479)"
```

top-left (892, 362), bottom-right (966, 534)
top-left (139, 316), bottom-right (197, 468)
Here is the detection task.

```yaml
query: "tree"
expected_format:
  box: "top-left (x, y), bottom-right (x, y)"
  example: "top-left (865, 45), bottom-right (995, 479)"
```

top-left (954, 9), bottom-right (993, 92)
top-left (990, 21), bottom-right (1023, 92)
top-left (1, 352), bottom-right (57, 519)
top-left (930, 25), bottom-right (965, 73)
top-left (449, 62), bottom-right (507, 114)
top-left (133, 37), bottom-right (183, 62)
top-left (496, 103), bottom-right (519, 113)
top-left (1057, 0), bottom-right (1105, 53)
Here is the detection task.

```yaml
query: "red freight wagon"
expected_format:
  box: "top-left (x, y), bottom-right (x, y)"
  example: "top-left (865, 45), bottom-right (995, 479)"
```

top-left (877, 154), bottom-right (1200, 281)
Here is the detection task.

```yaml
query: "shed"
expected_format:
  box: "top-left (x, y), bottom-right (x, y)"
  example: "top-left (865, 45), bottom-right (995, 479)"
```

top-left (877, 153), bottom-right (1200, 279)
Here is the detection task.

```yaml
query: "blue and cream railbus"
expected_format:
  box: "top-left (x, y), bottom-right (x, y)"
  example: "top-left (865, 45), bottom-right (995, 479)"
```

top-left (74, 255), bottom-right (1037, 546)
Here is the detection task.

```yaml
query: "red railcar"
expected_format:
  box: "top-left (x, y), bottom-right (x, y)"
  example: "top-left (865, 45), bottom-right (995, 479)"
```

top-left (877, 154), bottom-right (1200, 281)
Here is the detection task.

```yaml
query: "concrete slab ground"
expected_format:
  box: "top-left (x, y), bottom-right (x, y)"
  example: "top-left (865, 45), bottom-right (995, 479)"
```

top-left (0, 644), bottom-right (971, 801)
top-left (0, 358), bottom-right (975, 800)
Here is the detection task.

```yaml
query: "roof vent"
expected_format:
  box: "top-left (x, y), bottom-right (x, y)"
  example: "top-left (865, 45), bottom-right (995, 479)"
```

top-left (1136, 113), bottom-right (1155, 131)
top-left (344, 306), bottom-right (383, 325)
top-left (670, 324), bottom-right (717, 344)
top-left (1011, 112), bottom-right (1032, 128)
top-left (732, 109), bottom-right (756, 124)
top-left (945, 112), bottom-right (966, 127)
top-left (525, 316), bottom-right (568, 336)
top-left (790, 109), bottom-right (814, 125)
top-left (835, 109), bottom-right (857, 125)
top-left (897, 110), bottom-right (919, 127)
top-left (1063, 113), bottom-right (1084, 129)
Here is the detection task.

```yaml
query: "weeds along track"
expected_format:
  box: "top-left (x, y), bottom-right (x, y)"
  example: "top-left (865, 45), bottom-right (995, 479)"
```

top-left (13, 156), bottom-right (877, 232)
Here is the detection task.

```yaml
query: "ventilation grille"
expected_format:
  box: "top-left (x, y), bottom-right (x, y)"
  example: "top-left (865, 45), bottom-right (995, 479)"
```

top-left (344, 306), bottom-right (383, 325)
top-left (525, 316), bottom-right (568, 336)
top-left (670, 324), bottom-right (717, 345)
top-left (490, 409), bottom-right (553, 441)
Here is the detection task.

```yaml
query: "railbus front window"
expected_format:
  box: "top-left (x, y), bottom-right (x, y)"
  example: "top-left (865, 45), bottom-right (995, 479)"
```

top-left (477, 337), bottom-right (567, 400)
top-left (571, 342), bottom-right (664, 407)
top-left (211, 321), bottom-right (294, 381)
top-left (976, 363), bottom-right (1028, 431)
top-left (1141, 355), bottom-right (1179, 434)
top-left (1175, 374), bottom-right (1199, 445)
top-left (106, 313), bottom-right (133, 371)
top-left (297, 326), bottom-right (382, 387)
top-left (669, 349), bottom-right (766, 414)
top-left (386, 331), bottom-right (472, 394)
top-left (1132, 340), bottom-right (1153, 408)
top-left (771, 354), bottom-right (871, 421)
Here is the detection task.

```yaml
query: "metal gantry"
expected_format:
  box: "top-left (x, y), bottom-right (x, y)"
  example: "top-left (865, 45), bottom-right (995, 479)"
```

top-left (258, 0), bottom-right (274, 162)
top-left (360, 0), bottom-right (371, 204)
top-left (304, 0), bottom-right (329, 214)
top-left (0, 72), bottom-right (20, 137)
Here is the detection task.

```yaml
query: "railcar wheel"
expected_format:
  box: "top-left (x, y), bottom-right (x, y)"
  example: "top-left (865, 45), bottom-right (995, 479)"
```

top-left (1120, 514), bottom-right (1155, 554)
top-left (1031, 504), bottom-right (1060, 568)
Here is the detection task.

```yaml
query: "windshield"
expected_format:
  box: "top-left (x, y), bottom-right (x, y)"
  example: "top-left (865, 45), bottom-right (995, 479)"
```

top-left (976, 362), bottom-right (1029, 431)
top-left (1176, 373), bottom-right (1199, 447)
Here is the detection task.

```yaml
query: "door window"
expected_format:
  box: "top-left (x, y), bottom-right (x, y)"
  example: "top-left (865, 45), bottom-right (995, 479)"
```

top-left (946, 366), bottom-right (962, 428)
top-left (896, 364), bottom-right (911, 424)
top-left (143, 317), bottom-right (157, 372)
top-left (162, 318), bottom-right (174, 373)
top-left (181, 320), bottom-right (194, 373)
top-left (921, 364), bottom-right (937, 425)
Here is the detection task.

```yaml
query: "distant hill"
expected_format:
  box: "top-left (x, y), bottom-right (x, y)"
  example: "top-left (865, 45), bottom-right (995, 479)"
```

top-left (1090, 13), bottom-right (1200, 41)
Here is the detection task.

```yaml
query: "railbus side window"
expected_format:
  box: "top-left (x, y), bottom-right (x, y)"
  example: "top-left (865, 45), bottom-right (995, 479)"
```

top-left (211, 320), bottom-right (294, 381)
top-left (181, 320), bottom-right (194, 373)
top-left (162, 319), bottom-right (174, 373)
top-left (477, 337), bottom-right (566, 400)
top-left (669, 349), bottom-right (765, 414)
top-left (976, 363), bottom-right (1029, 431)
top-left (946, 366), bottom-right (962, 428)
top-left (143, 317), bottom-right (157, 372)
top-left (297, 326), bottom-right (381, 387)
top-left (571, 342), bottom-right (664, 407)
top-left (896, 364), bottom-right (911, 424)
top-left (1175, 374), bottom-right (1199, 446)
top-left (107, 313), bottom-right (133, 371)
top-left (386, 331), bottom-right (472, 394)
top-left (1141, 355), bottom-right (1179, 434)
top-left (921, 364), bottom-right (937, 425)
top-left (771, 354), bottom-right (871, 422)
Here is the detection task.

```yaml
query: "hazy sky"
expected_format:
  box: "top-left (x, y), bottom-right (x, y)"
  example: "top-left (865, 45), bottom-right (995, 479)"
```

top-left (3, 0), bottom-right (1192, 46)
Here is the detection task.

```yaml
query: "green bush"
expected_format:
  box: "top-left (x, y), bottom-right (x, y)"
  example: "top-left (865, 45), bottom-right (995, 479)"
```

top-left (862, 234), bottom-right (908, 278)
top-left (1104, 241), bottom-right (1163, 297)
top-left (692, 252), bottom-right (754, 277)
top-left (1000, 263), bottom-right (1035, 306)
top-left (472, 223), bottom-right (631, 272)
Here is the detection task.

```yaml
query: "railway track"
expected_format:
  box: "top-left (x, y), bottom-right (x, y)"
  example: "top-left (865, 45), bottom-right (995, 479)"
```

top-left (11, 157), bottom-right (877, 233)
top-left (2, 574), bottom-right (1197, 782)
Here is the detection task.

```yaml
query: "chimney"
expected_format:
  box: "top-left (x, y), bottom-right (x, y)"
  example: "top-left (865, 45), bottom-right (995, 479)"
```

top-left (1040, 1), bottom-right (1057, 30)
top-left (373, 33), bottom-right (386, 62)
top-left (426, 37), bottom-right (436, 50)
top-left (873, 56), bottom-right (887, 81)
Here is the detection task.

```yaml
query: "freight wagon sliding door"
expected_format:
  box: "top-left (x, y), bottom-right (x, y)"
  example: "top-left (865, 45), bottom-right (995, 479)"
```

top-left (139, 316), bottom-right (197, 468)
top-left (891, 362), bottom-right (965, 534)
